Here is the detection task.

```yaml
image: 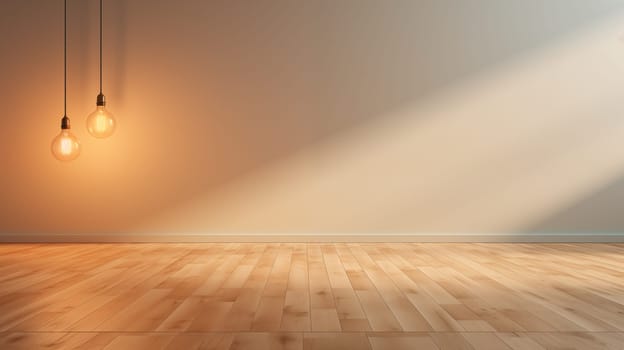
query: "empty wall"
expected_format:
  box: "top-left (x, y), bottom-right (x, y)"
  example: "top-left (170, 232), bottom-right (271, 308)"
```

top-left (1, 0), bottom-right (624, 238)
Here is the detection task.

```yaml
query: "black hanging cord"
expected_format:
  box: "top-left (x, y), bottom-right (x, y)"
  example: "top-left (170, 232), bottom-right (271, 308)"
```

top-left (64, 0), bottom-right (67, 117)
top-left (59, 0), bottom-right (70, 129)
top-left (96, 0), bottom-right (105, 107)
top-left (99, 0), bottom-right (103, 94)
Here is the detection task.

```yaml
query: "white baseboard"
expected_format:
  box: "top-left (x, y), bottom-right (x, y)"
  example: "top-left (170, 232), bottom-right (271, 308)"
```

top-left (0, 233), bottom-right (623, 243)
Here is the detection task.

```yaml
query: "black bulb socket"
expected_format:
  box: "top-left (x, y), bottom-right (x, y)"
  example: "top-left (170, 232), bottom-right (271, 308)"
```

top-left (96, 93), bottom-right (106, 106)
top-left (61, 115), bottom-right (71, 130)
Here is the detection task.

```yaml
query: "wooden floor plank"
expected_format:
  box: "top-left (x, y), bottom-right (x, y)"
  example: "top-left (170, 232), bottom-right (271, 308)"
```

top-left (368, 333), bottom-right (439, 350)
top-left (303, 332), bottom-right (371, 350)
top-left (230, 332), bottom-right (302, 350)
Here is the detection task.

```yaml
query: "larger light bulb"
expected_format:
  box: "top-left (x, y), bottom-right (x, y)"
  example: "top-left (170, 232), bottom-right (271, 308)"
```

top-left (87, 105), bottom-right (116, 138)
top-left (51, 127), bottom-right (81, 161)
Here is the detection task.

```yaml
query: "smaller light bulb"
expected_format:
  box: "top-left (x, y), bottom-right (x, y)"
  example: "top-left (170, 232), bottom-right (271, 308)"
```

top-left (87, 93), bottom-right (116, 138)
top-left (51, 117), bottom-right (81, 161)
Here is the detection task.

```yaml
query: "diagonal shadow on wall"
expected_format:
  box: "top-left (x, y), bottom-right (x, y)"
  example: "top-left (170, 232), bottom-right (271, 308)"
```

top-left (523, 173), bottom-right (624, 234)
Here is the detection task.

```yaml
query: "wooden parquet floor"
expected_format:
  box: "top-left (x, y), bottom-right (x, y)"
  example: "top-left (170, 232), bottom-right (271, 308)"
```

top-left (0, 243), bottom-right (623, 349)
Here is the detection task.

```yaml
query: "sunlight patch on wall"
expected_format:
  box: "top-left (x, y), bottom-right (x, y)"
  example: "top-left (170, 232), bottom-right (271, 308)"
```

top-left (135, 12), bottom-right (624, 234)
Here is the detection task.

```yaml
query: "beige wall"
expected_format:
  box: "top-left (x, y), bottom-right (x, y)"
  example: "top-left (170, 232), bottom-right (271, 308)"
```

top-left (1, 0), bottom-right (624, 236)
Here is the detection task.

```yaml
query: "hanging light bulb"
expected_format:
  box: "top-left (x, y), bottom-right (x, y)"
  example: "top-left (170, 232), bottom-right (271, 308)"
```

top-left (51, 116), bottom-right (81, 161)
top-left (87, 93), bottom-right (116, 138)
top-left (87, 0), bottom-right (116, 138)
top-left (52, 0), bottom-right (81, 161)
